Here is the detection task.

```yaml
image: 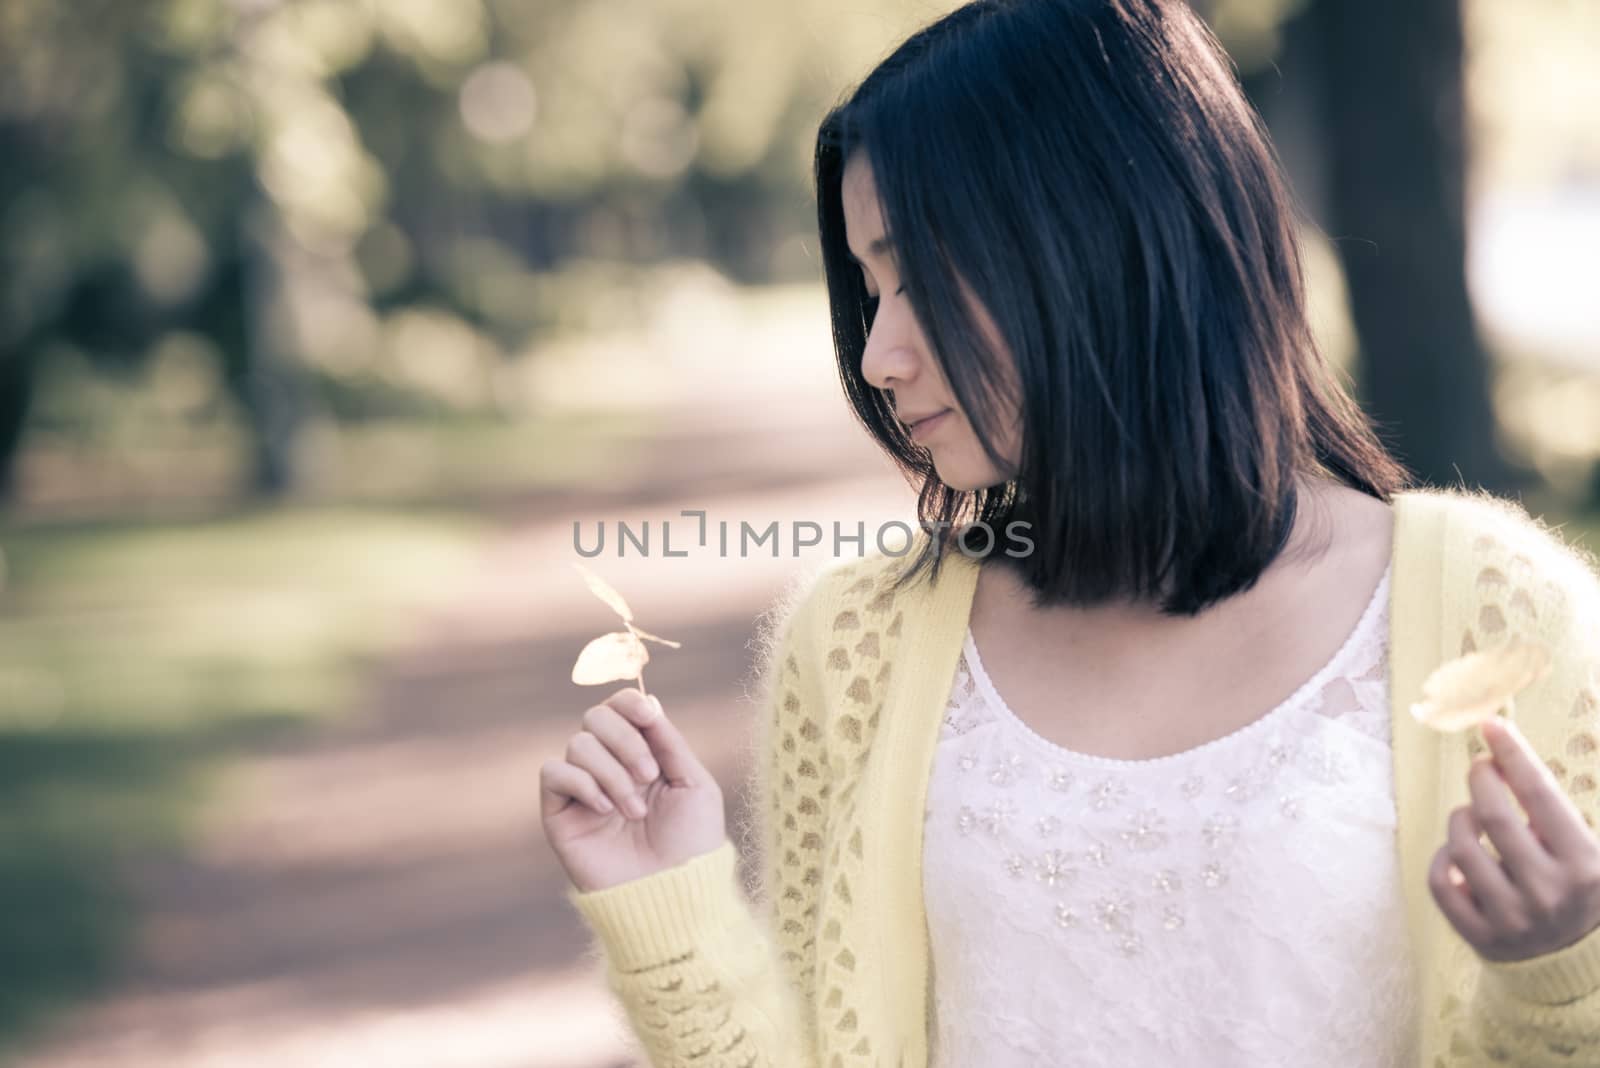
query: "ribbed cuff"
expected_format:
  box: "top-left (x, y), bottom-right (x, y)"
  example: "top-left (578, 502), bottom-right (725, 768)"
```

top-left (1481, 918), bottom-right (1600, 1005)
top-left (564, 839), bottom-right (746, 973)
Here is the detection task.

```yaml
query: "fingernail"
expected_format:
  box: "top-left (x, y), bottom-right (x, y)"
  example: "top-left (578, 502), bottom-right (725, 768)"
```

top-left (627, 795), bottom-right (647, 818)
top-left (641, 760), bottom-right (660, 782)
top-left (650, 695), bottom-right (663, 718)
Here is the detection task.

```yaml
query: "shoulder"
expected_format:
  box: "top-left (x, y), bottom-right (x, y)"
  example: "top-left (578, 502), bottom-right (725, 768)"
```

top-left (751, 542), bottom-right (919, 679)
top-left (765, 545), bottom-right (921, 647)
top-left (1405, 487), bottom-right (1600, 612)
top-left (1401, 488), bottom-right (1600, 716)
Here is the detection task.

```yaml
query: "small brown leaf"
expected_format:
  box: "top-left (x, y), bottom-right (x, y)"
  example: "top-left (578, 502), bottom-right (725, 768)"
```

top-left (572, 631), bottom-right (649, 685)
top-left (571, 562), bottom-right (633, 622)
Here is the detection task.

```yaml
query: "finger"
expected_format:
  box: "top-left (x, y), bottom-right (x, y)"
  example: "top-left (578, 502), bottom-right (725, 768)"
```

top-left (1447, 805), bottom-right (1521, 930)
top-left (566, 731), bottom-right (651, 819)
top-left (1429, 845), bottom-right (1495, 946)
top-left (1481, 717), bottom-right (1591, 859)
top-left (604, 687), bottom-right (709, 789)
top-left (539, 759), bottom-right (617, 818)
top-left (1467, 755), bottom-right (1557, 889)
top-left (583, 702), bottom-right (661, 785)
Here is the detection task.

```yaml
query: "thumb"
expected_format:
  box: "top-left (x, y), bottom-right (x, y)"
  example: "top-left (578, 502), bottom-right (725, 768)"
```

top-left (638, 694), bottom-right (708, 787)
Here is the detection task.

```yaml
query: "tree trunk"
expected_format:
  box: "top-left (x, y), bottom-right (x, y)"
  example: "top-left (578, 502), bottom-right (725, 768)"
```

top-left (1305, 0), bottom-right (1537, 496)
top-left (234, 202), bottom-right (311, 498)
top-left (0, 347), bottom-right (34, 504)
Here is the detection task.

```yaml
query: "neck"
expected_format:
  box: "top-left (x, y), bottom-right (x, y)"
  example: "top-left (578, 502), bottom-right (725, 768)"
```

top-left (977, 473), bottom-right (1341, 644)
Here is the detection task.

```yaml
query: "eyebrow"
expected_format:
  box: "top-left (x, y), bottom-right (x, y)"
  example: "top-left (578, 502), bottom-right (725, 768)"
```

top-left (846, 235), bottom-right (896, 266)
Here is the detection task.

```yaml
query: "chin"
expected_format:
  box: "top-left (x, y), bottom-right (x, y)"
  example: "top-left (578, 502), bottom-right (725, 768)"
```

top-left (933, 462), bottom-right (1010, 494)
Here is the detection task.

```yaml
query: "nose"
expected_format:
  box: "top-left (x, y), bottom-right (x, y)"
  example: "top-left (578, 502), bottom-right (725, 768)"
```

top-left (859, 298), bottom-right (922, 392)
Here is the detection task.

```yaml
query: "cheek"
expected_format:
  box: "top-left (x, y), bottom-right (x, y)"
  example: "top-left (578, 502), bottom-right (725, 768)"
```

top-left (929, 416), bottom-right (1014, 491)
top-left (959, 404), bottom-right (1022, 471)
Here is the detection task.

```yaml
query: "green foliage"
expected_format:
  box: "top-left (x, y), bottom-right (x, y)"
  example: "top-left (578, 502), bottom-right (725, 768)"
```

top-left (0, 0), bottom-right (983, 492)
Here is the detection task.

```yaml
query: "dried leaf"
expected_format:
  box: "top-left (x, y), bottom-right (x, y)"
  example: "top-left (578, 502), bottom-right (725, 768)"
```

top-left (568, 566), bottom-right (680, 694)
top-left (1410, 634), bottom-right (1555, 733)
top-left (572, 631), bottom-right (650, 685)
top-left (571, 562), bottom-right (633, 622)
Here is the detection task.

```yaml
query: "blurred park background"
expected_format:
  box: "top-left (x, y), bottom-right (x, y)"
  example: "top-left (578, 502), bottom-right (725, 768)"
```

top-left (0, 0), bottom-right (1597, 1065)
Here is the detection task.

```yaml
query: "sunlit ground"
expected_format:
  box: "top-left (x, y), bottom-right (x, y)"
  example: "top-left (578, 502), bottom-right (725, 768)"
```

top-left (12, 267), bottom-right (835, 520)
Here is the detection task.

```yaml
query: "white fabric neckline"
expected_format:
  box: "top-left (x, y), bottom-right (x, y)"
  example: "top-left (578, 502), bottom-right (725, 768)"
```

top-left (959, 558), bottom-right (1394, 769)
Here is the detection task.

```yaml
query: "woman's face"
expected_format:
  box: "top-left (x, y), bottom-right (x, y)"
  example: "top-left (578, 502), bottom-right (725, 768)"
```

top-left (841, 152), bottom-right (1021, 492)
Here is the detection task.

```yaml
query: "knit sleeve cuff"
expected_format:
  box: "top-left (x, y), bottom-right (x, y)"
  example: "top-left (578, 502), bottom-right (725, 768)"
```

top-left (1480, 917), bottom-right (1600, 1005)
top-left (564, 839), bottom-right (751, 973)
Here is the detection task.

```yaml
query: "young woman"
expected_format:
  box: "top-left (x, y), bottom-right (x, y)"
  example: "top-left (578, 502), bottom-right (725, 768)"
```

top-left (540, 2), bottom-right (1600, 1064)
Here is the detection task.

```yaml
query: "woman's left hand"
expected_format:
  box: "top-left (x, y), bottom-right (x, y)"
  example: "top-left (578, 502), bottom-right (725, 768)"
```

top-left (1429, 716), bottom-right (1600, 963)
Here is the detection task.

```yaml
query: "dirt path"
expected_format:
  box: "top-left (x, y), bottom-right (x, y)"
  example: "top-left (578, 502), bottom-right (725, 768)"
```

top-left (17, 395), bottom-right (913, 1068)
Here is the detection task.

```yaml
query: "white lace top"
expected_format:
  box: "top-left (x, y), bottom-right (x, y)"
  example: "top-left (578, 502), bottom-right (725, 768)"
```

top-left (922, 559), bottom-right (1421, 1065)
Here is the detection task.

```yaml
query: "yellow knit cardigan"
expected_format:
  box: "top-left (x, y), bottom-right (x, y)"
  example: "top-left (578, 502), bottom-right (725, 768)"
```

top-left (566, 487), bottom-right (1600, 1067)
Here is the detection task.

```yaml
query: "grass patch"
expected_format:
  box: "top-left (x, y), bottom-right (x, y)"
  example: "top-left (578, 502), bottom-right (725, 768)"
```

top-left (0, 504), bottom-right (496, 1053)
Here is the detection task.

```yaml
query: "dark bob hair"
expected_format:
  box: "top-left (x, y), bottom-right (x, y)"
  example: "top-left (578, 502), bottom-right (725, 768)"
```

top-left (814, 0), bottom-right (1415, 617)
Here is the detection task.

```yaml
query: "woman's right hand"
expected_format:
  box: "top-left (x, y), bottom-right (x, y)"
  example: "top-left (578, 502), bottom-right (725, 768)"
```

top-left (540, 686), bottom-right (727, 894)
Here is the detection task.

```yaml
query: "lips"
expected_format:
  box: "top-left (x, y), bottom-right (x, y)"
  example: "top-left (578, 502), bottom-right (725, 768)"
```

top-left (902, 409), bottom-right (950, 431)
